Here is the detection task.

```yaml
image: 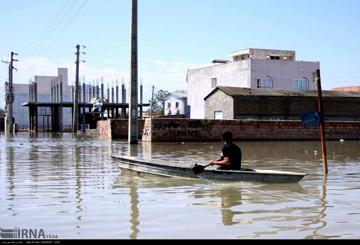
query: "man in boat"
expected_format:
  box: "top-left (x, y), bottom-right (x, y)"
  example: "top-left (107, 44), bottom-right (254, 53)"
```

top-left (209, 131), bottom-right (242, 170)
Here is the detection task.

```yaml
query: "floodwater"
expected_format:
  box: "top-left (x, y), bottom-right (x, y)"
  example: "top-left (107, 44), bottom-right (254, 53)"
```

top-left (0, 133), bottom-right (359, 239)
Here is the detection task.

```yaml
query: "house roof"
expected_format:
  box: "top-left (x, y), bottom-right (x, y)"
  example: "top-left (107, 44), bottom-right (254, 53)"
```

top-left (204, 86), bottom-right (360, 100)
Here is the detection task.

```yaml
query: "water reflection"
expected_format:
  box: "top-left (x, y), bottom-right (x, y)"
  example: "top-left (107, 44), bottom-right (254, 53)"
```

top-left (217, 187), bottom-right (243, 226)
top-left (304, 176), bottom-right (340, 239)
top-left (73, 143), bottom-right (84, 232)
top-left (6, 145), bottom-right (16, 216)
top-left (1, 134), bottom-right (360, 239)
top-left (129, 179), bottom-right (140, 240)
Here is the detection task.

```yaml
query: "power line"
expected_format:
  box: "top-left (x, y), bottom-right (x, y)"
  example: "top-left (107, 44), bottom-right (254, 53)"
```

top-left (42, 0), bottom-right (89, 54)
top-left (23, 0), bottom-right (76, 53)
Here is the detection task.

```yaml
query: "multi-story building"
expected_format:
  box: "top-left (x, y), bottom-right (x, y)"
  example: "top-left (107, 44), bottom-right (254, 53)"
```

top-left (187, 48), bottom-right (320, 119)
top-left (13, 68), bottom-right (73, 129)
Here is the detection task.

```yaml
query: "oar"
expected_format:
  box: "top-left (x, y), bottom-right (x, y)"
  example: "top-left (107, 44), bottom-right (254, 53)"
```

top-left (192, 163), bottom-right (212, 175)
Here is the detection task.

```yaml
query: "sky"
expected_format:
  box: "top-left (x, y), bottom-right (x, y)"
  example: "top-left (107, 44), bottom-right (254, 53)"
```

top-left (1, 0), bottom-right (360, 108)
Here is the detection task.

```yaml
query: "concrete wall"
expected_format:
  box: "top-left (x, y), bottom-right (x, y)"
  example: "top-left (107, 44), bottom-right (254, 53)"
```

top-left (141, 119), bottom-right (360, 142)
top-left (250, 59), bottom-right (320, 90)
top-left (12, 90), bottom-right (29, 128)
top-left (187, 59), bottom-right (319, 119)
top-left (187, 60), bottom-right (251, 119)
top-left (205, 90), bottom-right (233, 119)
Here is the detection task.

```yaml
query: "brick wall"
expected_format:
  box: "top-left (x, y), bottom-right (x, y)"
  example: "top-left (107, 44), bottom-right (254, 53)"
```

top-left (142, 118), bottom-right (360, 142)
top-left (334, 86), bottom-right (360, 92)
top-left (97, 119), bottom-right (145, 139)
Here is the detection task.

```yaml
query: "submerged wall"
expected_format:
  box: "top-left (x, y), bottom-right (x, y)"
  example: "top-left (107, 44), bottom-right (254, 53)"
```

top-left (142, 119), bottom-right (360, 142)
top-left (97, 119), bottom-right (145, 139)
top-left (97, 118), bottom-right (360, 142)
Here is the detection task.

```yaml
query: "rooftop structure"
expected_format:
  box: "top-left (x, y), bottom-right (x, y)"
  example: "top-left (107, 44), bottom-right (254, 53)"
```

top-left (230, 48), bottom-right (296, 62)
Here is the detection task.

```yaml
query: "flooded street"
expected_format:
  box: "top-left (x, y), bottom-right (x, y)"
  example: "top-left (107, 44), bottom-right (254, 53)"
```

top-left (1, 133), bottom-right (360, 239)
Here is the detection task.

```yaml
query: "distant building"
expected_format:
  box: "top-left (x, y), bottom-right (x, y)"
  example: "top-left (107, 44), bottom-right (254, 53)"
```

top-left (13, 68), bottom-right (73, 129)
top-left (164, 91), bottom-right (189, 118)
top-left (187, 48), bottom-right (320, 119)
top-left (333, 86), bottom-right (360, 92)
top-left (205, 86), bottom-right (360, 121)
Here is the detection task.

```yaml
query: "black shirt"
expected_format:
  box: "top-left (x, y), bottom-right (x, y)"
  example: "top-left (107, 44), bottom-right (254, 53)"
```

top-left (222, 143), bottom-right (242, 170)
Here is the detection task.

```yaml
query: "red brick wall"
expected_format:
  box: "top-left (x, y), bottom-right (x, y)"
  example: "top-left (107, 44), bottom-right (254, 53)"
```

top-left (97, 118), bottom-right (360, 141)
top-left (142, 118), bottom-right (360, 142)
top-left (334, 86), bottom-right (360, 92)
top-left (97, 120), bottom-right (145, 139)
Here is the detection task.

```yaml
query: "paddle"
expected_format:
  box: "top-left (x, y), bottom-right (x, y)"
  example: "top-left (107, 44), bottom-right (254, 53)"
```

top-left (192, 163), bottom-right (212, 175)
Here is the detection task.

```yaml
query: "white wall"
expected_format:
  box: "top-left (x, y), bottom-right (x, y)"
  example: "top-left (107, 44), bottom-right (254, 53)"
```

top-left (187, 60), bottom-right (251, 119)
top-left (250, 59), bottom-right (320, 90)
top-left (187, 59), bottom-right (320, 119)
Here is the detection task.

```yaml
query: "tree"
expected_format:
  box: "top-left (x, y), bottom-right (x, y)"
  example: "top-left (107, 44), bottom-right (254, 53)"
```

top-left (148, 89), bottom-right (170, 116)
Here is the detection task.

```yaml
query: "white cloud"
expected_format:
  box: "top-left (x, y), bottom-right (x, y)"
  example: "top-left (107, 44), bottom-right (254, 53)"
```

top-left (0, 56), bottom-right (206, 107)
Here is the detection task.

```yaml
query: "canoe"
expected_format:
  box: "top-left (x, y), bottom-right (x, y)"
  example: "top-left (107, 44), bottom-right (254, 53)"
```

top-left (112, 155), bottom-right (307, 183)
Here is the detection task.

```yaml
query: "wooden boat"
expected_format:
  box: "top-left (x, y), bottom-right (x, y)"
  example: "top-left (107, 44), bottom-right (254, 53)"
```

top-left (112, 155), bottom-right (307, 183)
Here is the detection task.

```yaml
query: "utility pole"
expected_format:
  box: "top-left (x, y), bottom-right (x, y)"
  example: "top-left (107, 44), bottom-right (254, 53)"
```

top-left (129, 0), bottom-right (139, 144)
top-left (73, 45), bottom-right (80, 133)
top-left (316, 69), bottom-right (328, 175)
top-left (72, 44), bottom-right (86, 134)
top-left (150, 85), bottom-right (154, 119)
top-left (2, 52), bottom-right (18, 133)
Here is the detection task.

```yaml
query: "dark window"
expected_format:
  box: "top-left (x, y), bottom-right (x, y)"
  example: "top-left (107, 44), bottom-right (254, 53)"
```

top-left (270, 56), bottom-right (280, 60)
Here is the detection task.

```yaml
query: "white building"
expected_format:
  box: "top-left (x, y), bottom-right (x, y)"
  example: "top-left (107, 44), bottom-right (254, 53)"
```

top-left (13, 68), bottom-right (73, 129)
top-left (187, 48), bottom-right (320, 119)
top-left (164, 91), bottom-right (189, 117)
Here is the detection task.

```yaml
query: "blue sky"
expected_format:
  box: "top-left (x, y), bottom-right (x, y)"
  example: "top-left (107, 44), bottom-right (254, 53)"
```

top-left (1, 0), bottom-right (360, 107)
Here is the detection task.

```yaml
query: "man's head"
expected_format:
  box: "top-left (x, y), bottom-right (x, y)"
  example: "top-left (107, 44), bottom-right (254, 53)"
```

top-left (222, 131), bottom-right (233, 144)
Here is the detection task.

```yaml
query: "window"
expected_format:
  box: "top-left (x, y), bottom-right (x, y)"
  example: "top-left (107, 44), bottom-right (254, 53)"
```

top-left (270, 56), bottom-right (280, 60)
top-left (293, 79), bottom-right (309, 90)
top-left (167, 102), bottom-right (171, 109)
top-left (257, 79), bottom-right (273, 88)
top-left (175, 102), bottom-right (180, 115)
top-left (212, 78), bottom-right (217, 89)
top-left (214, 111), bottom-right (224, 120)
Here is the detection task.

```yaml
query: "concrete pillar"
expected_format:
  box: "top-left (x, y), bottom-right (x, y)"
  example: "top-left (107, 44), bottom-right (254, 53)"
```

top-left (129, 0), bottom-right (139, 144)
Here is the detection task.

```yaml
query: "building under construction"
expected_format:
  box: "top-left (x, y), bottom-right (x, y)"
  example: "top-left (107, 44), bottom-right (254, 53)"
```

top-left (11, 68), bottom-right (148, 132)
